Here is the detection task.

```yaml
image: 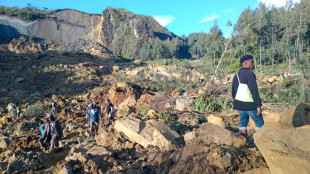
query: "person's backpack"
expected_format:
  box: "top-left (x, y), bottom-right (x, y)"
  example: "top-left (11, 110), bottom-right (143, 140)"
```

top-left (41, 123), bottom-right (46, 135)
top-left (235, 73), bottom-right (254, 102)
top-left (110, 106), bottom-right (117, 113)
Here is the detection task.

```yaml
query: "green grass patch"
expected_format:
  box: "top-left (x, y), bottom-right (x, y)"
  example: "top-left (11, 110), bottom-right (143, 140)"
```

top-left (24, 103), bottom-right (51, 117)
top-left (194, 90), bottom-right (232, 112)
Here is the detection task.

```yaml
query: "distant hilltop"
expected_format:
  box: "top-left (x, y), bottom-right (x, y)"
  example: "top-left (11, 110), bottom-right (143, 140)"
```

top-left (0, 7), bottom-right (182, 58)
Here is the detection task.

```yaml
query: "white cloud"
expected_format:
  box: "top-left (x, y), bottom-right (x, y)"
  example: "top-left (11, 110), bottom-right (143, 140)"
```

top-left (198, 15), bottom-right (218, 24)
top-left (259, 0), bottom-right (301, 8)
top-left (153, 15), bottom-right (175, 27)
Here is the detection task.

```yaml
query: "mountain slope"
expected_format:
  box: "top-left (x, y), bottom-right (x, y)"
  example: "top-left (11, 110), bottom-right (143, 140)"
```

top-left (0, 7), bottom-right (181, 59)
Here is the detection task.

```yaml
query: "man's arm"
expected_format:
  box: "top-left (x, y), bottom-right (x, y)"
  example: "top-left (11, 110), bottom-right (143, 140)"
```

top-left (43, 124), bottom-right (48, 138)
top-left (97, 108), bottom-right (102, 122)
top-left (231, 74), bottom-right (238, 99)
top-left (247, 72), bottom-right (262, 115)
top-left (85, 109), bottom-right (89, 121)
top-left (106, 103), bottom-right (110, 113)
top-left (56, 120), bottom-right (63, 138)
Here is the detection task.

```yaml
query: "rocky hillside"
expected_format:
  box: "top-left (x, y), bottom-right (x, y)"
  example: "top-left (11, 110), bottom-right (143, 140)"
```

top-left (0, 48), bottom-right (116, 107)
top-left (0, 7), bottom-right (178, 58)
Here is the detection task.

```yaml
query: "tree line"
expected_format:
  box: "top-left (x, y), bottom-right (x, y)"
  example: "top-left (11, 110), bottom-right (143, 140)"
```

top-left (118, 0), bottom-right (310, 67)
top-left (0, 5), bottom-right (52, 21)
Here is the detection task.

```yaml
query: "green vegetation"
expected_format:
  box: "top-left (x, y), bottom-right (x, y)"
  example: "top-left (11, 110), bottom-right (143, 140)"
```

top-left (194, 90), bottom-right (233, 112)
top-left (24, 103), bottom-right (51, 117)
top-left (157, 110), bottom-right (180, 132)
top-left (260, 76), bottom-right (310, 107)
top-left (140, 105), bottom-right (149, 116)
top-left (226, 119), bottom-right (237, 129)
top-left (0, 5), bottom-right (53, 21)
top-left (18, 35), bottom-right (39, 43)
top-left (114, 57), bottom-right (133, 63)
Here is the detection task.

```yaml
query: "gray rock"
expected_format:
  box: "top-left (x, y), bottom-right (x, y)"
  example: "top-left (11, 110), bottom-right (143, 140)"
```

top-left (175, 97), bottom-right (194, 111)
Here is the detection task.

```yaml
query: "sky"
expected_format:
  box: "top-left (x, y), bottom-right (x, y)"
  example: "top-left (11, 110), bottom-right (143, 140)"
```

top-left (0, 0), bottom-right (301, 37)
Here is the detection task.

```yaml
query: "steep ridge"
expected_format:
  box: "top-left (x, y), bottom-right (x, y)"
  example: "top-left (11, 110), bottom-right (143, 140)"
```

top-left (0, 7), bottom-right (177, 58)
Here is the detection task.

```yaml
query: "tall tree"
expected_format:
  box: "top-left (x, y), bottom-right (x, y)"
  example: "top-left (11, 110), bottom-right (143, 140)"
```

top-left (208, 20), bottom-right (225, 58)
top-left (254, 3), bottom-right (268, 72)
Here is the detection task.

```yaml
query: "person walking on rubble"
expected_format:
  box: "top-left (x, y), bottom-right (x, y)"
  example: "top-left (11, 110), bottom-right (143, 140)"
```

top-left (43, 114), bottom-right (63, 152)
top-left (16, 105), bottom-right (20, 119)
top-left (106, 99), bottom-right (116, 125)
top-left (232, 55), bottom-right (264, 139)
top-left (11, 105), bottom-right (18, 121)
top-left (51, 100), bottom-right (56, 113)
top-left (85, 103), bottom-right (102, 136)
top-left (38, 120), bottom-right (46, 149)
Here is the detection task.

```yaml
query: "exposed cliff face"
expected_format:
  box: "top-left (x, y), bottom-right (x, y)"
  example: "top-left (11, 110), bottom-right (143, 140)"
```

top-left (0, 10), bottom-right (101, 43)
top-left (0, 16), bottom-right (32, 43)
top-left (0, 8), bottom-right (176, 58)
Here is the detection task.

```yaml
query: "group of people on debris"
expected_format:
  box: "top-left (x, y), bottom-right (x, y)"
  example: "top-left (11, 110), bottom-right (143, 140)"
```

top-left (38, 113), bottom-right (62, 152)
top-left (7, 54), bottom-right (262, 151)
top-left (85, 98), bottom-right (116, 136)
top-left (36, 98), bottom-right (116, 152)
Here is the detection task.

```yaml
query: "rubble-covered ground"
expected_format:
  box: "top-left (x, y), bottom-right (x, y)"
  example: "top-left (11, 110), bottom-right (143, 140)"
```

top-left (1, 45), bottom-right (309, 174)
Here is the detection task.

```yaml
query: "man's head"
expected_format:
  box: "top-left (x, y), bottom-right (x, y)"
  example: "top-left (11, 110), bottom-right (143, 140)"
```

top-left (46, 113), bottom-right (55, 121)
top-left (88, 103), bottom-right (94, 109)
top-left (240, 55), bottom-right (254, 70)
top-left (106, 99), bottom-right (110, 104)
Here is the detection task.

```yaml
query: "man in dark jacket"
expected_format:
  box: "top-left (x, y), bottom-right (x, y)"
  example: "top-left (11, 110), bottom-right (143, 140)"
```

top-left (106, 99), bottom-right (116, 125)
top-left (232, 55), bottom-right (264, 138)
top-left (86, 103), bottom-right (102, 136)
top-left (43, 114), bottom-right (63, 152)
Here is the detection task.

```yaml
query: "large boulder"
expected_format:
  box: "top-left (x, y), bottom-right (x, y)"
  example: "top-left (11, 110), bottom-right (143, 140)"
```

top-left (262, 103), bottom-right (310, 126)
top-left (170, 145), bottom-right (267, 174)
top-left (254, 103), bottom-right (310, 174)
top-left (114, 118), bottom-right (180, 151)
top-left (196, 123), bottom-right (246, 148)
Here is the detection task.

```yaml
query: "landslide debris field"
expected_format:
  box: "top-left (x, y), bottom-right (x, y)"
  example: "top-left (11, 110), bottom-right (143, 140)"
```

top-left (0, 47), bottom-right (309, 174)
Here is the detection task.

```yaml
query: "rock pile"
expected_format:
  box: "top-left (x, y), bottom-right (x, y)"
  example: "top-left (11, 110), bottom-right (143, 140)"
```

top-left (254, 103), bottom-right (310, 174)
